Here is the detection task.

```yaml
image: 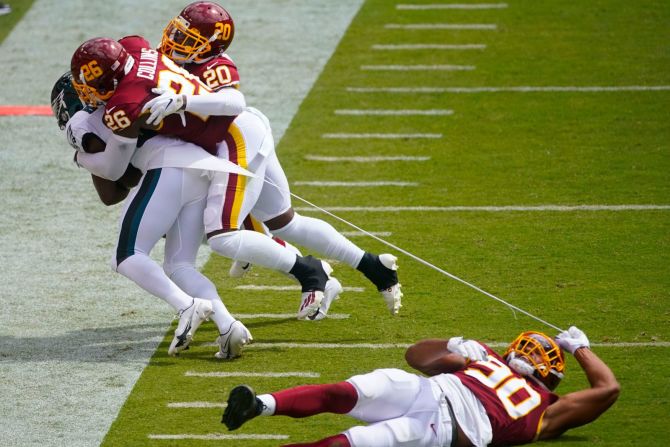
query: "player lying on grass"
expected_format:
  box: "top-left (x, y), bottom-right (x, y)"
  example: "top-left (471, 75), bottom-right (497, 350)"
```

top-left (222, 326), bottom-right (619, 447)
top-left (150, 0), bottom-right (404, 317)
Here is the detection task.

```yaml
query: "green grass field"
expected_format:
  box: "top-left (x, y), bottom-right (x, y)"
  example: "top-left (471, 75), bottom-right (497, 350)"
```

top-left (4, 0), bottom-right (669, 445)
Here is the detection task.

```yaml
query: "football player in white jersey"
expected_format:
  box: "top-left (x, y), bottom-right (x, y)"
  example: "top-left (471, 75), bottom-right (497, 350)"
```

top-left (150, 1), bottom-right (403, 316)
top-left (70, 34), bottom-right (344, 322)
top-left (51, 72), bottom-right (256, 358)
top-left (222, 327), bottom-right (619, 447)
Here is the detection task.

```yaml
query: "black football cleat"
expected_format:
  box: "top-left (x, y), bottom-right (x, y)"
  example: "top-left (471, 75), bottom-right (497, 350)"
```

top-left (222, 385), bottom-right (263, 430)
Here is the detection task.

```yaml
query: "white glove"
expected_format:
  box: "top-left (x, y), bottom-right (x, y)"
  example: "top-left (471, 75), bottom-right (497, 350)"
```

top-left (142, 87), bottom-right (186, 126)
top-left (556, 326), bottom-right (590, 354)
top-left (447, 337), bottom-right (488, 362)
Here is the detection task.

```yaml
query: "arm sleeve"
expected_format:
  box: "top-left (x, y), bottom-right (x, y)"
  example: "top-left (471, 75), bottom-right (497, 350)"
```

top-left (184, 88), bottom-right (246, 117)
top-left (76, 134), bottom-right (138, 181)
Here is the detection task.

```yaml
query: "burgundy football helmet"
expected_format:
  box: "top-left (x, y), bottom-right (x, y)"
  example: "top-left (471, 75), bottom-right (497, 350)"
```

top-left (70, 37), bottom-right (132, 106)
top-left (160, 1), bottom-right (235, 64)
top-left (504, 331), bottom-right (565, 391)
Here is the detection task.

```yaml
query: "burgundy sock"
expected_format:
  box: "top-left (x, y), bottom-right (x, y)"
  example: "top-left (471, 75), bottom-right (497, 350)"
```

top-left (272, 381), bottom-right (357, 417)
top-left (282, 434), bottom-right (351, 447)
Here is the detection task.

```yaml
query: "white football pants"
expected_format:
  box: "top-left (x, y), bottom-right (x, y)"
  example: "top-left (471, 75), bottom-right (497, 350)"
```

top-left (111, 167), bottom-right (236, 333)
top-left (344, 369), bottom-right (454, 447)
top-left (206, 108), bottom-right (365, 269)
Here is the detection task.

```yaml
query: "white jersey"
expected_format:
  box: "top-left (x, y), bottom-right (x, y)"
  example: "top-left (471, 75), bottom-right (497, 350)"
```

top-left (66, 108), bottom-right (251, 176)
top-left (430, 374), bottom-right (493, 447)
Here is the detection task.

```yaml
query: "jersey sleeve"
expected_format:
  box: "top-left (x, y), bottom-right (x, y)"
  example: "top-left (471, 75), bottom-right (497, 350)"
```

top-left (194, 56), bottom-right (240, 91)
top-left (66, 108), bottom-right (112, 152)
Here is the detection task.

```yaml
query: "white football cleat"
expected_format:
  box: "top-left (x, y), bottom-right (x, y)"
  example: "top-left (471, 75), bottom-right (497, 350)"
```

top-left (297, 290), bottom-right (324, 320)
top-left (215, 320), bottom-right (253, 360)
top-left (378, 254), bottom-right (402, 315)
top-left (169, 298), bottom-right (213, 356)
top-left (381, 283), bottom-right (403, 316)
top-left (308, 276), bottom-right (343, 321)
top-left (229, 260), bottom-right (252, 278)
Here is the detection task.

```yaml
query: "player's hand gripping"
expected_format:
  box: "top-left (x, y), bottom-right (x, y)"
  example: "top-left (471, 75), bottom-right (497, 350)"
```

top-left (556, 326), bottom-right (590, 354)
top-left (447, 337), bottom-right (488, 362)
top-left (142, 87), bottom-right (187, 126)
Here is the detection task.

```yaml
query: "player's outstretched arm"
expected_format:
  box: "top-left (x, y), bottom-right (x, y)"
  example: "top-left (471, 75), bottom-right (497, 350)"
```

top-left (538, 327), bottom-right (620, 440)
top-left (141, 87), bottom-right (245, 126)
top-left (405, 338), bottom-right (468, 376)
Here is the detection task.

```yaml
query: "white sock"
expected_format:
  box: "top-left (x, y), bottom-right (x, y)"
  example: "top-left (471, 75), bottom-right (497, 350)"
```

top-left (272, 213), bottom-right (364, 268)
top-left (208, 230), bottom-right (296, 273)
top-left (257, 394), bottom-right (276, 415)
top-left (166, 264), bottom-right (236, 333)
top-left (115, 254), bottom-right (192, 311)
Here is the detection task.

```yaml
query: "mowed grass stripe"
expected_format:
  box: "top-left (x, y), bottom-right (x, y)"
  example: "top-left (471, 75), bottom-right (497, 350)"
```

top-left (396, 3), bottom-right (508, 9)
top-left (322, 133), bottom-right (442, 138)
top-left (334, 109), bottom-right (453, 115)
top-left (185, 371), bottom-right (321, 378)
top-left (295, 204), bottom-right (670, 212)
top-left (371, 44), bottom-right (487, 50)
top-left (347, 85), bottom-right (670, 93)
top-left (294, 181), bottom-right (418, 187)
top-left (305, 155), bottom-right (430, 162)
top-left (385, 23), bottom-right (497, 29)
top-left (361, 64), bottom-right (475, 70)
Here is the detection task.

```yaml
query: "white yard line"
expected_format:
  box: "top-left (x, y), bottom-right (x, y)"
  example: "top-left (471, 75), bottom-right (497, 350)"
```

top-left (305, 155), bottom-right (431, 162)
top-left (167, 402), bottom-right (227, 408)
top-left (385, 23), bottom-right (497, 30)
top-left (235, 285), bottom-right (365, 292)
top-left (186, 371), bottom-right (321, 378)
top-left (234, 313), bottom-right (350, 320)
top-left (204, 341), bottom-right (670, 350)
top-left (294, 181), bottom-right (418, 187)
top-left (372, 44), bottom-right (486, 50)
top-left (397, 3), bottom-right (508, 9)
top-left (295, 204), bottom-right (670, 212)
top-left (149, 434), bottom-right (289, 440)
top-left (322, 133), bottom-right (442, 139)
top-left (347, 85), bottom-right (670, 93)
top-left (361, 64), bottom-right (475, 71)
top-left (335, 109), bottom-right (453, 115)
top-left (340, 231), bottom-right (393, 237)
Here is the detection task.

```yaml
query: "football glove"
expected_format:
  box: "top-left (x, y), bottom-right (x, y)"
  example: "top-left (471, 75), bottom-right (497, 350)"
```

top-left (142, 87), bottom-right (187, 126)
top-left (447, 336), bottom-right (487, 362)
top-left (556, 326), bottom-right (590, 354)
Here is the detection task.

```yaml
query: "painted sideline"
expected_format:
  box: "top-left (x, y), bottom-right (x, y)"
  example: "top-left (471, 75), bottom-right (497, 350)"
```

top-left (0, 105), bottom-right (52, 115)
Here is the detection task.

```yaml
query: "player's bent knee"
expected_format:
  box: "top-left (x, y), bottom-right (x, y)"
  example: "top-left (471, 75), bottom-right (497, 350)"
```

top-left (207, 230), bottom-right (242, 258)
top-left (163, 262), bottom-right (194, 278)
top-left (348, 368), bottom-right (419, 399)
